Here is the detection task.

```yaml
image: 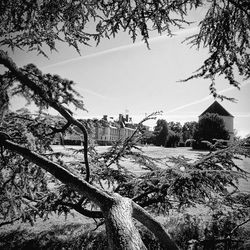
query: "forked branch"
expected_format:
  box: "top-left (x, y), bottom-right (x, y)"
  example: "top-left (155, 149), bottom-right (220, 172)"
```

top-left (0, 50), bottom-right (90, 182)
top-left (0, 133), bottom-right (179, 249)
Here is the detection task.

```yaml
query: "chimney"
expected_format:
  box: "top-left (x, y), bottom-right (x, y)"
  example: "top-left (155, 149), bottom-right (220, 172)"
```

top-left (119, 114), bottom-right (123, 122)
top-left (125, 114), bottom-right (129, 122)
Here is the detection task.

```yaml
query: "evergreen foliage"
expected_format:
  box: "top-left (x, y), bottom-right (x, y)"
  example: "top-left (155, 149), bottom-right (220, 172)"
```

top-left (183, 0), bottom-right (250, 99)
top-left (1, 1), bottom-right (249, 92)
top-left (0, 1), bottom-right (250, 249)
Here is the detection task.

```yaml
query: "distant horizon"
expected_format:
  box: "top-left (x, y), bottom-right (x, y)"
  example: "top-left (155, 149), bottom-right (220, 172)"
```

top-left (9, 94), bottom-right (249, 138)
top-left (9, 88), bottom-right (250, 138)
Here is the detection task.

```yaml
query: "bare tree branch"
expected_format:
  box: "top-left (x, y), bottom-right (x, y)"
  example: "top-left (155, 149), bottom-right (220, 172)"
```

top-left (46, 121), bottom-right (71, 136)
top-left (59, 202), bottom-right (103, 218)
top-left (0, 217), bottom-right (22, 227)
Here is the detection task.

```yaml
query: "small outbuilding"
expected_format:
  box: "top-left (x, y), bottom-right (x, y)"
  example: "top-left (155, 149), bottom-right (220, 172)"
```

top-left (199, 101), bottom-right (234, 143)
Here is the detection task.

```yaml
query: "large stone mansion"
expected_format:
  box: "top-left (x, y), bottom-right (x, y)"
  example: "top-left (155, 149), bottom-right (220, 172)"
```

top-left (61, 114), bottom-right (139, 145)
top-left (92, 114), bottom-right (137, 145)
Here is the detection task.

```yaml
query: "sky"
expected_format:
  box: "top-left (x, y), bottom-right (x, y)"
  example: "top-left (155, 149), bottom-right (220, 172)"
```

top-left (3, 9), bottom-right (250, 138)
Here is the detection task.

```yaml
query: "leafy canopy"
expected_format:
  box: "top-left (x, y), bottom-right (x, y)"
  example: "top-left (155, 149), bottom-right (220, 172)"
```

top-left (0, 0), bottom-right (249, 243)
top-left (1, 0), bottom-right (250, 94)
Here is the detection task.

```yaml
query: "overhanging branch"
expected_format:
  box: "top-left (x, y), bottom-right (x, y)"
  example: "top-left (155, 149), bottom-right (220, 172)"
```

top-left (0, 50), bottom-right (90, 182)
top-left (46, 121), bottom-right (71, 136)
top-left (0, 133), bottom-right (111, 208)
top-left (132, 201), bottom-right (179, 250)
top-left (59, 202), bottom-right (103, 218)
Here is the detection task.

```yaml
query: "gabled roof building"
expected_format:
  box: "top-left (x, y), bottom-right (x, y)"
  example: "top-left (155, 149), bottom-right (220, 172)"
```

top-left (199, 101), bottom-right (234, 142)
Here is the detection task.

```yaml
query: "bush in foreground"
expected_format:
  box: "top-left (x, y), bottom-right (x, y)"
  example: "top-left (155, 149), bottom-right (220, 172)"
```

top-left (1, 210), bottom-right (249, 250)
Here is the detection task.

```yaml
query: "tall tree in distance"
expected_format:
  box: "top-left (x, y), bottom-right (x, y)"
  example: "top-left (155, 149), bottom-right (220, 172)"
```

top-left (167, 122), bottom-right (182, 147)
top-left (153, 119), bottom-right (169, 147)
top-left (182, 121), bottom-right (198, 143)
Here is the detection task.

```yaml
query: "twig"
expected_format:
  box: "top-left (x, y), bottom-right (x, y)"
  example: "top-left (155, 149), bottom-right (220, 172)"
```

top-left (46, 121), bottom-right (71, 136)
top-left (0, 217), bottom-right (22, 227)
top-left (230, 218), bottom-right (250, 235)
top-left (59, 201), bottom-right (103, 218)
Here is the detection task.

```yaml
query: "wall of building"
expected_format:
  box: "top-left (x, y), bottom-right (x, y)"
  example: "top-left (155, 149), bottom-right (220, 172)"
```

top-left (60, 114), bottom-right (138, 145)
top-left (92, 124), bottom-right (136, 145)
top-left (220, 115), bottom-right (234, 142)
top-left (198, 114), bottom-right (234, 143)
top-left (119, 127), bottom-right (135, 140)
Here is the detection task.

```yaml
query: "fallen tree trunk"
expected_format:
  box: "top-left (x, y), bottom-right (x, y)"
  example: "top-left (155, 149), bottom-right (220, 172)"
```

top-left (0, 133), bottom-right (179, 250)
top-left (102, 194), bottom-right (147, 250)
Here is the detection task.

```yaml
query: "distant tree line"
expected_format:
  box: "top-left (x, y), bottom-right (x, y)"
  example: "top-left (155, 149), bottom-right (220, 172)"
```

top-left (145, 113), bottom-right (230, 149)
top-left (51, 113), bottom-right (230, 150)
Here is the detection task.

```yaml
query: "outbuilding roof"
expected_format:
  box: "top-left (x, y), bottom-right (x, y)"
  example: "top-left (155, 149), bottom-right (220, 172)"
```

top-left (199, 101), bottom-right (234, 117)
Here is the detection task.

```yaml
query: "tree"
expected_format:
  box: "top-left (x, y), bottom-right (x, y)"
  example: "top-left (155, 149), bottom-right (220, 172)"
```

top-left (1, 1), bottom-right (249, 92)
top-left (0, 1), bottom-right (250, 249)
top-left (167, 122), bottom-right (182, 146)
top-left (168, 122), bottom-right (182, 135)
top-left (182, 121), bottom-right (198, 144)
top-left (193, 113), bottom-right (229, 149)
top-left (166, 130), bottom-right (181, 147)
top-left (182, 0), bottom-right (250, 100)
top-left (153, 119), bottom-right (169, 147)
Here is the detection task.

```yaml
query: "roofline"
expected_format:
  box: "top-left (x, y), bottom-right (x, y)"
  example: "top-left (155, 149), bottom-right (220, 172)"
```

top-left (199, 113), bottom-right (234, 118)
top-left (199, 101), bottom-right (234, 117)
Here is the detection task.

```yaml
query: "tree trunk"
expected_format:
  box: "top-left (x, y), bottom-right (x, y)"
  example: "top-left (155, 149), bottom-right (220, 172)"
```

top-left (102, 194), bottom-right (147, 250)
top-left (0, 136), bottom-right (179, 250)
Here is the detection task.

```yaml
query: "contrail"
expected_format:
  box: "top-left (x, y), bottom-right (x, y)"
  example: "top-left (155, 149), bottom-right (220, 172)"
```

top-left (165, 81), bottom-right (249, 114)
top-left (42, 27), bottom-right (199, 70)
top-left (77, 87), bottom-right (110, 100)
top-left (165, 96), bottom-right (211, 114)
